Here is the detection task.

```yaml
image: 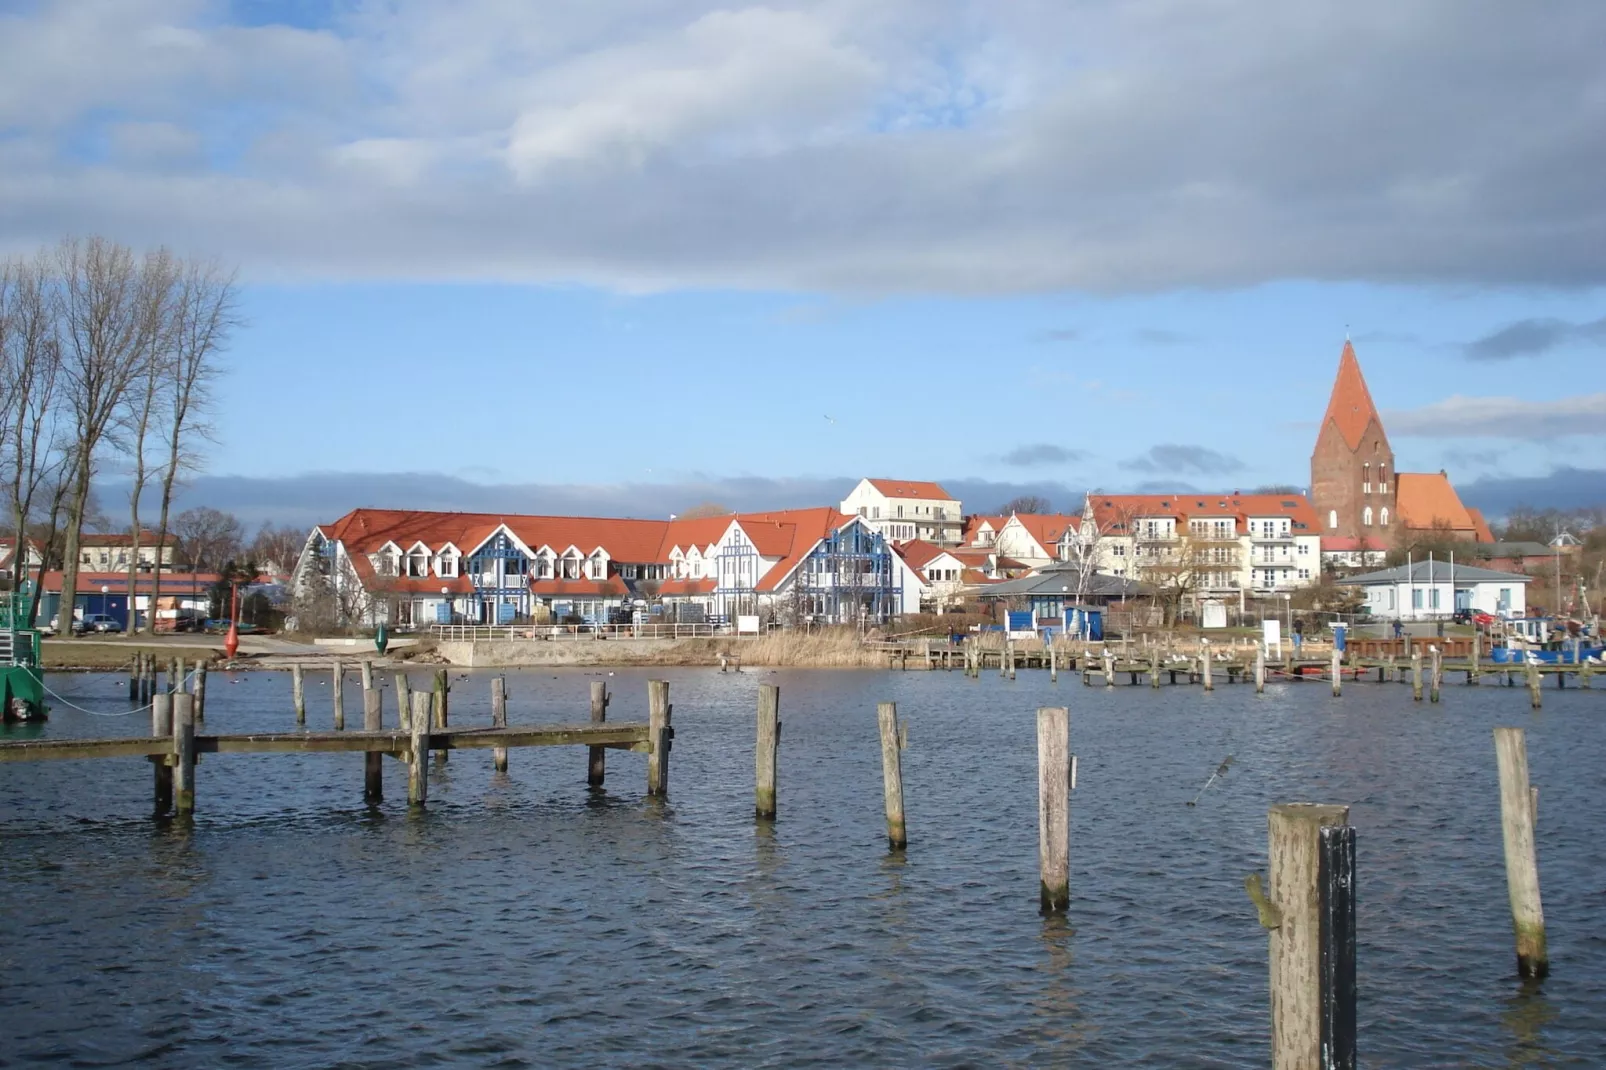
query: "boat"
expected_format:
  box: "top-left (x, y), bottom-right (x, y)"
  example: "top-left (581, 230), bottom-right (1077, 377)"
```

top-left (2, 587), bottom-right (47, 722)
top-left (1487, 615), bottom-right (1603, 665)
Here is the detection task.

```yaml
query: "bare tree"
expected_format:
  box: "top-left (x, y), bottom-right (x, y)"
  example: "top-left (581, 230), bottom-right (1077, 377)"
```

top-left (120, 249), bottom-right (179, 632)
top-left (678, 501), bottom-right (733, 519)
top-left (250, 522), bottom-right (309, 578)
top-left (150, 259), bottom-right (235, 627)
top-left (996, 494), bottom-right (1054, 515)
top-left (0, 250), bottom-right (66, 622)
top-left (54, 238), bottom-right (166, 633)
top-left (172, 506), bottom-right (244, 572)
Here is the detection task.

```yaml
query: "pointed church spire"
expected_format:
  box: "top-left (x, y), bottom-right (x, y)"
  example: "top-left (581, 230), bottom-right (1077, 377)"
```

top-left (1320, 340), bottom-right (1383, 451)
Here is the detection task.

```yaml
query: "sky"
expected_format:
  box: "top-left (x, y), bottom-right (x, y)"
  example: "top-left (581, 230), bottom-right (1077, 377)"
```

top-left (2, 0), bottom-right (1604, 528)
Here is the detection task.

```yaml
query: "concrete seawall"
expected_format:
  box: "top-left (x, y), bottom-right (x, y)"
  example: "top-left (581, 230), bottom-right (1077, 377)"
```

top-left (436, 639), bottom-right (727, 668)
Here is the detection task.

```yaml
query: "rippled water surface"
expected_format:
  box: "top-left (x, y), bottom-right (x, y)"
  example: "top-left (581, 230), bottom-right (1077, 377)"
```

top-left (3, 666), bottom-right (1604, 1067)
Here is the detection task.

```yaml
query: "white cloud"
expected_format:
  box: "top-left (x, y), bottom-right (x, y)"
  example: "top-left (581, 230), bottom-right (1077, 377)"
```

top-left (0, 0), bottom-right (1604, 293)
top-left (1385, 394), bottom-right (1606, 438)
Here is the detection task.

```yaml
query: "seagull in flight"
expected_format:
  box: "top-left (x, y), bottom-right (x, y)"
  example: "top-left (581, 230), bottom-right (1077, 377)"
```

top-left (823, 414), bottom-right (835, 424)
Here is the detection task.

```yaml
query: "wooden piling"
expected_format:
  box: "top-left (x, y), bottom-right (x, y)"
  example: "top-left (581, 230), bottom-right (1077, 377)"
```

top-left (1493, 727), bottom-right (1547, 978)
top-left (1256, 643), bottom-right (1267, 694)
top-left (432, 669), bottom-right (450, 760)
top-left (408, 692), bottom-right (430, 807)
top-left (1264, 802), bottom-right (1351, 1070)
top-left (1430, 646), bottom-right (1442, 703)
top-left (1330, 646), bottom-right (1341, 698)
top-left (492, 676), bottom-right (509, 773)
top-left (193, 661), bottom-right (207, 722)
top-left (877, 701), bottom-right (907, 849)
top-left (1036, 705), bottom-right (1071, 913)
top-left (394, 672), bottom-right (411, 728)
top-left (1318, 825), bottom-right (1358, 1070)
top-left (332, 661), bottom-right (344, 729)
top-left (755, 683), bottom-right (780, 819)
top-left (1150, 653), bottom-right (1160, 689)
top-left (1526, 662), bottom-right (1542, 709)
top-left (151, 692), bottom-right (173, 815)
top-left (1469, 638), bottom-right (1480, 684)
top-left (647, 680), bottom-right (671, 796)
top-left (1049, 642), bottom-right (1057, 683)
top-left (1411, 651), bottom-right (1423, 701)
top-left (168, 657), bottom-right (181, 694)
top-left (1203, 644), bottom-right (1214, 691)
top-left (173, 692), bottom-right (196, 815)
top-left (360, 660), bottom-right (373, 692)
top-left (363, 687), bottom-right (382, 802)
top-left (129, 655), bottom-right (140, 702)
top-left (587, 680), bottom-right (607, 785)
top-left (292, 663), bottom-right (306, 725)
top-left (1103, 648), bottom-right (1114, 689)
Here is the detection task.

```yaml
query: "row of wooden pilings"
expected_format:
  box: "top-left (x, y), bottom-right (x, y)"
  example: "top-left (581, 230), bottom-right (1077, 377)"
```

top-left (129, 651), bottom-right (208, 718)
top-left (958, 637), bottom-right (1559, 709)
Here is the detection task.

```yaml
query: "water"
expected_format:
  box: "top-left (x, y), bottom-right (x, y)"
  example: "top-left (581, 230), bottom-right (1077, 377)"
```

top-left (2, 667), bottom-right (1604, 1067)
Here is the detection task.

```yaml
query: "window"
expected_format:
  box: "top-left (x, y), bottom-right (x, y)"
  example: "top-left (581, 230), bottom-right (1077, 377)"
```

top-left (406, 552), bottom-right (428, 578)
top-left (1380, 507), bottom-right (1389, 526)
top-left (1412, 589), bottom-right (1423, 609)
top-left (1328, 510), bottom-right (1337, 529)
top-left (872, 507), bottom-right (880, 519)
top-left (1298, 568), bottom-right (1310, 579)
top-left (1112, 544), bottom-right (1125, 557)
top-left (1363, 507), bottom-right (1373, 526)
top-left (1298, 543), bottom-right (1309, 555)
top-left (438, 554), bottom-right (457, 578)
top-left (896, 505), bottom-right (904, 518)
top-left (1430, 588), bottom-right (1441, 609)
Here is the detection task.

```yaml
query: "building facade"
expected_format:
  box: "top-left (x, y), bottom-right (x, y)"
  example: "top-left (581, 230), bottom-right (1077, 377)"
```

top-left (839, 479), bottom-right (963, 545)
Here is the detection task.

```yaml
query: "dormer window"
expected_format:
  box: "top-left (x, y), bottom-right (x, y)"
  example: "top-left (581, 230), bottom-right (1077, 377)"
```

top-left (406, 551), bottom-right (429, 578)
top-left (438, 554), bottom-right (457, 578)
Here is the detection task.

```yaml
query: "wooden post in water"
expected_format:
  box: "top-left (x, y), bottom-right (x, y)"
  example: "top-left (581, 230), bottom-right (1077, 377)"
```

top-left (1329, 645), bottom-right (1341, 698)
top-left (877, 701), bottom-right (907, 849)
top-left (1261, 802), bottom-right (1351, 1070)
top-left (169, 657), bottom-right (181, 694)
top-left (1526, 662), bottom-right (1542, 709)
top-left (1049, 641), bottom-right (1057, 683)
top-left (1202, 642), bottom-right (1214, 692)
top-left (129, 655), bottom-right (141, 702)
top-left (755, 683), bottom-right (780, 819)
top-left (1150, 652), bottom-right (1160, 689)
top-left (1103, 648), bottom-right (1114, 689)
top-left (292, 663), bottom-right (306, 725)
top-left (332, 661), bottom-right (345, 729)
top-left (1036, 705), bottom-right (1071, 913)
top-left (1318, 825), bottom-right (1358, 1070)
top-left (492, 676), bottom-right (508, 773)
top-left (1256, 642), bottom-right (1267, 694)
top-left (647, 680), bottom-right (671, 796)
top-left (173, 692), bottom-right (197, 815)
top-left (1469, 637), bottom-right (1480, 685)
top-left (193, 660), bottom-right (207, 722)
top-left (394, 672), bottom-right (411, 728)
top-left (1430, 646), bottom-right (1443, 703)
top-left (433, 669), bottom-right (450, 760)
top-left (1411, 651), bottom-right (1423, 701)
top-left (363, 687), bottom-right (383, 802)
top-left (360, 660), bottom-right (373, 692)
top-left (151, 692), bottom-right (173, 815)
top-left (408, 692), bottom-right (430, 807)
top-left (587, 681), bottom-right (608, 785)
top-left (1493, 727), bottom-right (1547, 978)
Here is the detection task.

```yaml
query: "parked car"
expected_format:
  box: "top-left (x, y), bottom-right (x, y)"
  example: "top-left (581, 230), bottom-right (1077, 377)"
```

top-left (73, 613), bottom-right (123, 635)
top-left (204, 619), bottom-right (267, 635)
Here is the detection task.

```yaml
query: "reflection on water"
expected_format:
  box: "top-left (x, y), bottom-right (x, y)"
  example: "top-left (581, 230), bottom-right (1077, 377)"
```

top-left (2, 667), bottom-right (1603, 1066)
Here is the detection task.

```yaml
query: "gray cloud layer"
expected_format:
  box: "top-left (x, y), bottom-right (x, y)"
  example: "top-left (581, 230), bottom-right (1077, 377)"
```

top-left (1000, 443), bottom-right (1086, 467)
top-left (1462, 315), bottom-right (1606, 360)
top-left (1126, 444), bottom-right (1246, 476)
top-left (1383, 393), bottom-right (1606, 438)
top-left (2, 1), bottom-right (1604, 292)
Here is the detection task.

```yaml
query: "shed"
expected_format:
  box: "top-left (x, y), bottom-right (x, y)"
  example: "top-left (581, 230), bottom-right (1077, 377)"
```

top-left (1334, 560), bottom-right (1530, 621)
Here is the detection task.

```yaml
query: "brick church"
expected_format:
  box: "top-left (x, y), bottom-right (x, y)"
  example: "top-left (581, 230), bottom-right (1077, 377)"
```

top-left (1310, 341), bottom-right (1492, 563)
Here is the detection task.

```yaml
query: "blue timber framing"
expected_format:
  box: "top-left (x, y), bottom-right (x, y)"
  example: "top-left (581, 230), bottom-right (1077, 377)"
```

top-left (714, 530), bottom-right (759, 621)
top-left (796, 524), bottom-right (900, 624)
top-left (467, 532), bottom-right (531, 624)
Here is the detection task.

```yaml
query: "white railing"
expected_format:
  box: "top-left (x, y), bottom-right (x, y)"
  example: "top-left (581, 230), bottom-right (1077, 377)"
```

top-left (428, 622), bottom-right (724, 642)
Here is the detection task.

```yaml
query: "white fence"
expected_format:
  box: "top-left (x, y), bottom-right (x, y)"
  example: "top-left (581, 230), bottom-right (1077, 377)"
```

top-left (428, 622), bottom-right (724, 642)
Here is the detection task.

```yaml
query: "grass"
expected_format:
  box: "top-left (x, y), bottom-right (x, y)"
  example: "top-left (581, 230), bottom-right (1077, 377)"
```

top-left (39, 638), bottom-right (225, 670)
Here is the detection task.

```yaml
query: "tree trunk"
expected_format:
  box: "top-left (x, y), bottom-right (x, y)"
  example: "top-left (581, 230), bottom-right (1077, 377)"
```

top-left (57, 461), bottom-right (93, 634)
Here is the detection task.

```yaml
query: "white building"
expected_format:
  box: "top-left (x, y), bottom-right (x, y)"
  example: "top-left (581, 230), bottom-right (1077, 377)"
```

top-left (1084, 493), bottom-right (1323, 593)
top-left (1336, 560), bottom-right (1529, 621)
top-left (839, 479), bottom-right (963, 545)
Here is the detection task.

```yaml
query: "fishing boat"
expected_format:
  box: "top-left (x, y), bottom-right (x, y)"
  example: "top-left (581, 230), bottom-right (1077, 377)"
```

top-left (1, 586), bottom-right (47, 722)
top-left (1487, 616), bottom-right (1604, 665)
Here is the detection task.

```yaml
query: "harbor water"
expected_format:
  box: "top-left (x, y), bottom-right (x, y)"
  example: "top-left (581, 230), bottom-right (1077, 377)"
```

top-left (2, 667), bottom-right (1604, 1067)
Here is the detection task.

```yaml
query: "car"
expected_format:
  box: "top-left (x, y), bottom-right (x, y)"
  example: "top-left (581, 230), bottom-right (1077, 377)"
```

top-left (72, 613), bottom-right (123, 635)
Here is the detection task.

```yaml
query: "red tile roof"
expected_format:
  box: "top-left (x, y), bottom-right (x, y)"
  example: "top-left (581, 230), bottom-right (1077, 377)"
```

top-left (867, 478), bottom-right (954, 500)
top-left (1465, 507), bottom-right (1495, 543)
top-left (1089, 494), bottom-right (1318, 534)
top-left (1320, 341), bottom-right (1384, 451)
top-left (893, 539), bottom-right (949, 571)
top-left (962, 515), bottom-right (1008, 543)
top-left (1320, 536), bottom-right (1389, 552)
top-left (1006, 513), bottom-right (1081, 552)
top-left (1396, 473), bottom-right (1475, 533)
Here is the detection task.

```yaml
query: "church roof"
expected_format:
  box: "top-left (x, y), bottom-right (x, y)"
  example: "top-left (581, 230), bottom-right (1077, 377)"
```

top-left (1320, 341), bottom-right (1385, 451)
top-left (1396, 472), bottom-right (1476, 533)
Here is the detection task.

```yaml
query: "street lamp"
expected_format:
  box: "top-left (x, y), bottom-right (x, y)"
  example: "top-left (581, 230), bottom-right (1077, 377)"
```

top-left (100, 585), bottom-right (110, 629)
top-left (441, 586), bottom-right (451, 626)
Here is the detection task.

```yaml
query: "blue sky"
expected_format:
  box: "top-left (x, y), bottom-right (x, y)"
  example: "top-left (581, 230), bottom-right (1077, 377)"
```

top-left (3, 0), bottom-right (1604, 525)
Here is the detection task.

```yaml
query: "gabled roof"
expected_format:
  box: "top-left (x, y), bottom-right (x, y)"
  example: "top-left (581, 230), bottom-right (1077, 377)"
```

top-left (1005, 513), bottom-right (1081, 551)
top-left (866, 478), bottom-right (954, 500)
top-left (893, 539), bottom-right (950, 571)
top-left (1088, 494), bottom-right (1317, 533)
top-left (962, 515), bottom-right (1008, 543)
top-left (1319, 340), bottom-right (1385, 452)
top-left (1465, 507), bottom-right (1495, 543)
top-left (1396, 472), bottom-right (1475, 532)
top-left (1336, 561), bottom-right (1531, 585)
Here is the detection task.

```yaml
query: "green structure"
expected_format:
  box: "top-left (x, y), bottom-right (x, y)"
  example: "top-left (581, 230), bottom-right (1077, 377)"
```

top-left (1, 585), bottom-right (46, 721)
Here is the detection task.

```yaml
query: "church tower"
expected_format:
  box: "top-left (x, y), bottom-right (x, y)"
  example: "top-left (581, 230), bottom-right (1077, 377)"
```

top-left (1310, 341), bottom-right (1396, 542)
